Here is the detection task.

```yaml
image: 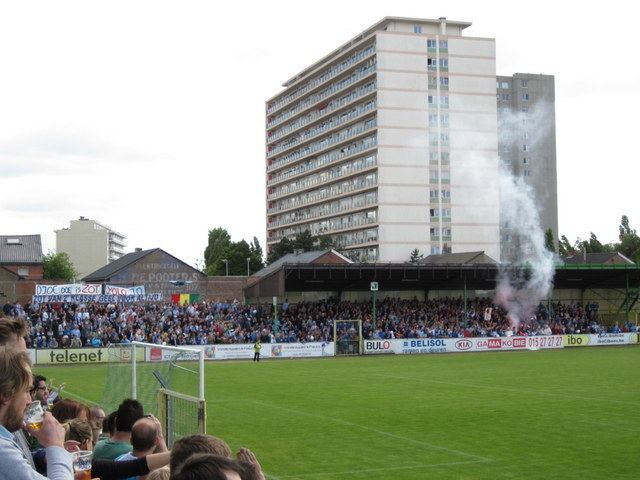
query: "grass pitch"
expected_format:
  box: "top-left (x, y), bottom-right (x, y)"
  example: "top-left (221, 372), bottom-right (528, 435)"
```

top-left (40, 347), bottom-right (640, 479)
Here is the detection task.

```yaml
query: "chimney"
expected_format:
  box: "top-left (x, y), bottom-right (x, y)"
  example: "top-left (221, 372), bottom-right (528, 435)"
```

top-left (439, 17), bottom-right (447, 35)
top-left (135, 248), bottom-right (142, 252)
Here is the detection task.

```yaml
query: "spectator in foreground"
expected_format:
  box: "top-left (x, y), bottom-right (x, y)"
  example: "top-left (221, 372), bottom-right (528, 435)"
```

top-left (171, 454), bottom-right (243, 480)
top-left (116, 415), bottom-right (168, 477)
top-left (0, 316), bottom-right (35, 468)
top-left (94, 398), bottom-right (144, 460)
top-left (170, 434), bottom-right (231, 472)
top-left (0, 346), bottom-right (73, 479)
top-left (90, 405), bottom-right (106, 444)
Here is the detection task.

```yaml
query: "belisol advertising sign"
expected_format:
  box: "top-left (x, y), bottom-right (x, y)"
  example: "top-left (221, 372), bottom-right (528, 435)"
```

top-left (363, 338), bottom-right (450, 354)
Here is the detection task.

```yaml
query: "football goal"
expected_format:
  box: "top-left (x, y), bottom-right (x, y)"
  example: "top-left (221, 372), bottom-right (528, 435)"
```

top-left (101, 342), bottom-right (206, 447)
top-left (333, 319), bottom-right (362, 355)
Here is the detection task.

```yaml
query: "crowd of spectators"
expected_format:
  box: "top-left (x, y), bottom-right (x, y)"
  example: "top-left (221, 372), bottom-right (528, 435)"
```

top-left (2, 296), bottom-right (635, 349)
top-left (0, 315), bottom-right (265, 480)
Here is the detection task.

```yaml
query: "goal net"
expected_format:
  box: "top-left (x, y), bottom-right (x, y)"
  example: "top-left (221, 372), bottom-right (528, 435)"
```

top-left (333, 319), bottom-right (362, 355)
top-left (101, 342), bottom-right (205, 446)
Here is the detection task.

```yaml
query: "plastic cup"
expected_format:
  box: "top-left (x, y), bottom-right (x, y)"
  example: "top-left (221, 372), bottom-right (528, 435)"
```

top-left (24, 401), bottom-right (44, 430)
top-left (73, 450), bottom-right (92, 480)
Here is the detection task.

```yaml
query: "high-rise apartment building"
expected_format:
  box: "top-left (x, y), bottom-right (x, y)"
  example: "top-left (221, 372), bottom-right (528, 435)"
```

top-left (497, 73), bottom-right (558, 261)
top-left (55, 216), bottom-right (126, 279)
top-left (266, 17), bottom-right (501, 262)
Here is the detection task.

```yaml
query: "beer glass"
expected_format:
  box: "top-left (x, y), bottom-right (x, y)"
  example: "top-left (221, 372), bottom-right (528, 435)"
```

top-left (24, 401), bottom-right (44, 430)
top-left (73, 450), bottom-right (92, 480)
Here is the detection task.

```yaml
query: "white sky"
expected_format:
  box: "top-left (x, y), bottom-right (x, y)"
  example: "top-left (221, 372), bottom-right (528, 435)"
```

top-left (1, 0), bottom-right (638, 267)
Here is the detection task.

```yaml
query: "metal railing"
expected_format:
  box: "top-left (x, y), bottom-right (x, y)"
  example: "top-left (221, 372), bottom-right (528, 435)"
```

top-left (267, 44), bottom-right (375, 115)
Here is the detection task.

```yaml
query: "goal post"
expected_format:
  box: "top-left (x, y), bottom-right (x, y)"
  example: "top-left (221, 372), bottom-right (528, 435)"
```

top-left (101, 342), bottom-right (206, 447)
top-left (157, 388), bottom-right (206, 448)
top-left (131, 342), bottom-right (205, 401)
top-left (333, 319), bottom-right (363, 355)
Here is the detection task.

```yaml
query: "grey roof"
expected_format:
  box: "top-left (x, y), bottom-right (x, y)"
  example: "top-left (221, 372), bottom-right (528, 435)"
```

top-left (0, 235), bottom-right (43, 264)
top-left (254, 250), bottom-right (352, 278)
top-left (82, 248), bottom-right (158, 281)
top-left (418, 251), bottom-right (498, 266)
top-left (563, 252), bottom-right (635, 265)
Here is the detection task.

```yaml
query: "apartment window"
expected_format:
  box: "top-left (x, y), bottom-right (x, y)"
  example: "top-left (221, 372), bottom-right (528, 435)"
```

top-left (502, 145), bottom-right (510, 153)
top-left (441, 170), bottom-right (450, 181)
top-left (441, 152), bottom-right (450, 163)
top-left (430, 190), bottom-right (439, 199)
top-left (441, 189), bottom-right (450, 199)
top-left (439, 40), bottom-right (448, 49)
top-left (429, 114), bottom-right (439, 127)
top-left (522, 93), bottom-right (529, 101)
top-left (521, 80), bottom-right (528, 88)
top-left (442, 208), bottom-right (451, 217)
top-left (443, 228), bottom-right (451, 236)
top-left (427, 39), bottom-right (437, 48)
top-left (440, 77), bottom-right (449, 87)
top-left (440, 114), bottom-right (449, 126)
top-left (414, 25), bottom-right (422, 33)
top-left (429, 208), bottom-right (439, 217)
top-left (429, 151), bottom-right (439, 161)
top-left (524, 170), bottom-right (531, 176)
top-left (440, 133), bottom-right (449, 146)
top-left (500, 93), bottom-right (511, 101)
top-left (501, 81), bottom-right (509, 89)
top-left (428, 95), bottom-right (435, 105)
top-left (429, 134), bottom-right (439, 146)
top-left (523, 158), bottom-right (528, 164)
top-left (431, 246), bottom-right (441, 254)
top-left (523, 144), bottom-right (528, 151)
top-left (439, 58), bottom-right (448, 68)
top-left (427, 58), bottom-right (437, 69)
top-left (440, 95), bottom-right (449, 106)
top-left (430, 227), bottom-right (438, 236)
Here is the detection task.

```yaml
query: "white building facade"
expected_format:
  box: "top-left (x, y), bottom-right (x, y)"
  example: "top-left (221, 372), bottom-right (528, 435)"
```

top-left (55, 216), bottom-right (126, 279)
top-left (266, 17), bottom-right (500, 262)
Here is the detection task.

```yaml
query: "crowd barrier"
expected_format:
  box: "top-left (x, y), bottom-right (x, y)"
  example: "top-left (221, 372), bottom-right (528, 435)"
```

top-left (25, 334), bottom-right (638, 365)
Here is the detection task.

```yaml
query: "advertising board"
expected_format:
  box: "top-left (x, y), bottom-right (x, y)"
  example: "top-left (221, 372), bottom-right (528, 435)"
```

top-left (34, 347), bottom-right (143, 365)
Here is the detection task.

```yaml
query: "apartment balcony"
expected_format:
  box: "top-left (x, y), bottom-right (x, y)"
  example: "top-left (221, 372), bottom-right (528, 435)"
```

top-left (267, 83), bottom-right (376, 144)
top-left (267, 165), bottom-right (377, 215)
top-left (267, 100), bottom-right (376, 156)
top-left (267, 44), bottom-right (375, 115)
top-left (267, 139), bottom-right (378, 199)
top-left (266, 63), bottom-right (376, 130)
top-left (268, 118), bottom-right (376, 175)
top-left (267, 215), bottom-right (378, 244)
top-left (267, 195), bottom-right (378, 229)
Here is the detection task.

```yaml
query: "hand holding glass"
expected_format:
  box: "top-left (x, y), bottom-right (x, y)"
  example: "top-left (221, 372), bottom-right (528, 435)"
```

top-left (73, 450), bottom-right (92, 480)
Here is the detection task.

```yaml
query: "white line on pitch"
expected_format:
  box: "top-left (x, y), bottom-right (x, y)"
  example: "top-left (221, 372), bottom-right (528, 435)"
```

top-left (272, 459), bottom-right (486, 479)
top-left (368, 372), bottom-right (640, 407)
top-left (235, 398), bottom-right (492, 463)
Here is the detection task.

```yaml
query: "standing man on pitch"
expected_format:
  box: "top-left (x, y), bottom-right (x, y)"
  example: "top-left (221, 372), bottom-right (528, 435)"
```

top-left (253, 339), bottom-right (261, 362)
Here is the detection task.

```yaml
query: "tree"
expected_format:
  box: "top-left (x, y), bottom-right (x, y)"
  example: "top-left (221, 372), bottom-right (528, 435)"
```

top-left (266, 230), bottom-right (337, 264)
top-left (203, 228), bottom-right (232, 275)
top-left (293, 230), bottom-right (315, 251)
top-left (409, 248), bottom-right (424, 264)
top-left (43, 252), bottom-right (76, 281)
top-left (544, 228), bottom-right (556, 253)
top-left (617, 215), bottom-right (640, 263)
top-left (558, 235), bottom-right (576, 257)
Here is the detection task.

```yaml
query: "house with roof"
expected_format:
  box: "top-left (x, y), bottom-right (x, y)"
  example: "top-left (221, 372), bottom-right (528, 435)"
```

top-left (0, 235), bottom-right (44, 280)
